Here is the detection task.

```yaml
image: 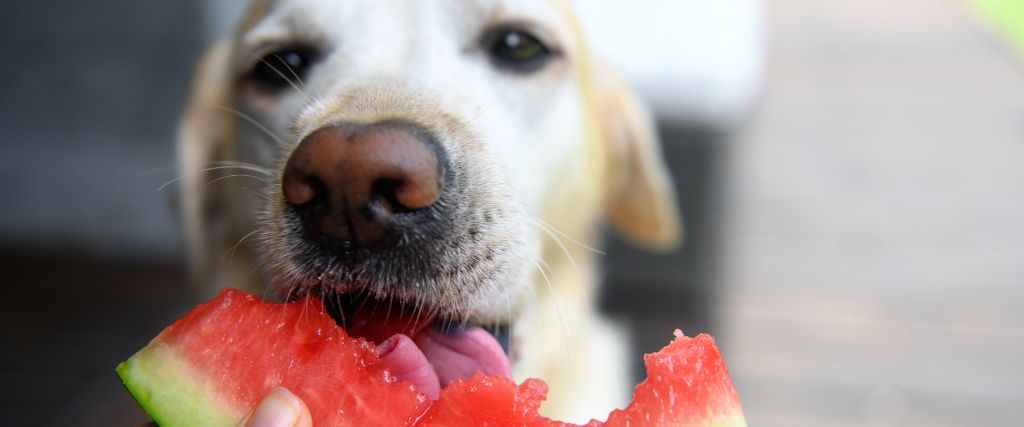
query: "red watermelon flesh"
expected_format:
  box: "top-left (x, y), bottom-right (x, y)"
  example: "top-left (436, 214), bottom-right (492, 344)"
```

top-left (116, 289), bottom-right (746, 427)
top-left (591, 331), bottom-right (745, 426)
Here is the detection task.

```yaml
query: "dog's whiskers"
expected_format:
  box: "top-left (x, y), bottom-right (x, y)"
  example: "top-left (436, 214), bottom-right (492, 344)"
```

top-left (528, 215), bottom-right (605, 255)
top-left (503, 292), bottom-right (515, 359)
top-left (281, 283), bottom-right (296, 304)
top-left (247, 51), bottom-right (315, 104)
top-left (202, 161), bottom-right (274, 176)
top-left (332, 291), bottom-right (347, 331)
top-left (157, 164), bottom-right (271, 192)
top-left (205, 160), bottom-right (273, 174)
top-left (467, 99), bottom-right (503, 125)
top-left (233, 185), bottom-right (272, 201)
top-left (270, 52), bottom-right (320, 99)
top-left (215, 106), bottom-right (289, 147)
top-left (225, 228), bottom-right (263, 264)
top-left (526, 216), bottom-right (579, 272)
top-left (202, 174), bottom-right (269, 189)
top-left (526, 253), bottom-right (572, 362)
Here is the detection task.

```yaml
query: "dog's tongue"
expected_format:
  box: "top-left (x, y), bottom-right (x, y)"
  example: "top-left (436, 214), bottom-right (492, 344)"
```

top-left (374, 326), bottom-right (511, 400)
top-left (336, 298), bottom-right (510, 399)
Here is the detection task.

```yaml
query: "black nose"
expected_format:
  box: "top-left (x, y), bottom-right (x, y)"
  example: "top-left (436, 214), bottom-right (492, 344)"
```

top-left (281, 123), bottom-right (444, 249)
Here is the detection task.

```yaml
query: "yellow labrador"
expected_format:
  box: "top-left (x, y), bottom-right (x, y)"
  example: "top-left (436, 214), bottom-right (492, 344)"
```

top-left (178, 0), bottom-right (679, 421)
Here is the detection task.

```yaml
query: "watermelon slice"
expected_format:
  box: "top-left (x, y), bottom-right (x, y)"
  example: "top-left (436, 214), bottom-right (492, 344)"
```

top-left (116, 289), bottom-right (746, 426)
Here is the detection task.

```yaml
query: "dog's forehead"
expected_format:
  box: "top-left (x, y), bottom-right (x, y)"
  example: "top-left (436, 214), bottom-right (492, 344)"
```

top-left (240, 0), bottom-right (577, 39)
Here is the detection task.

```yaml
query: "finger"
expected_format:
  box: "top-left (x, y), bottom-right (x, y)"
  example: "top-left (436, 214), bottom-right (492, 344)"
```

top-left (236, 386), bottom-right (313, 427)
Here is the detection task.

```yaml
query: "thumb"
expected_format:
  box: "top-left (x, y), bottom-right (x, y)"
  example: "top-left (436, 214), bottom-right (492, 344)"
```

top-left (236, 386), bottom-right (313, 427)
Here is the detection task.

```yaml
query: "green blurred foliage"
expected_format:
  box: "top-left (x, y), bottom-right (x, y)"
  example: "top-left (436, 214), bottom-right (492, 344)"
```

top-left (971, 0), bottom-right (1024, 54)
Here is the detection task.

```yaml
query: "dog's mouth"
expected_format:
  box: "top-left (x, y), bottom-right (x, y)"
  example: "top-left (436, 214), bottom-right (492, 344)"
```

top-left (311, 289), bottom-right (512, 400)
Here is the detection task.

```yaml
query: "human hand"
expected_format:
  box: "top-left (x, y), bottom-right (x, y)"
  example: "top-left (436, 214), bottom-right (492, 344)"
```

top-left (235, 387), bottom-right (312, 427)
top-left (136, 386), bottom-right (311, 427)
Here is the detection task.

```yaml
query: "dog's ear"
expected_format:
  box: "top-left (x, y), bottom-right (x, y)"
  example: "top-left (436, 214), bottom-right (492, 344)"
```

top-left (177, 40), bottom-right (236, 289)
top-left (594, 64), bottom-right (682, 251)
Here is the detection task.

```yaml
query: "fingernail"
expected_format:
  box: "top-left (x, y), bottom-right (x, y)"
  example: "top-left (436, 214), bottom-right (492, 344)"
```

top-left (240, 387), bottom-right (302, 427)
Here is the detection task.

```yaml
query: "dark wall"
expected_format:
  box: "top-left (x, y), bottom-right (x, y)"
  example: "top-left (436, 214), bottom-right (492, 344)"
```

top-left (0, 2), bottom-right (204, 425)
top-left (0, 1), bottom-right (205, 259)
top-left (601, 124), bottom-right (726, 382)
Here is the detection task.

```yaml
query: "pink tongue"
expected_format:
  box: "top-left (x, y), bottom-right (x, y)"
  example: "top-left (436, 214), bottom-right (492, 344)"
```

top-left (375, 326), bottom-right (511, 400)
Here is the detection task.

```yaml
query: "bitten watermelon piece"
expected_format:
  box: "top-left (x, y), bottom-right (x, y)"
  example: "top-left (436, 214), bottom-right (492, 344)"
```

top-left (117, 289), bottom-right (746, 426)
top-left (592, 332), bottom-right (747, 427)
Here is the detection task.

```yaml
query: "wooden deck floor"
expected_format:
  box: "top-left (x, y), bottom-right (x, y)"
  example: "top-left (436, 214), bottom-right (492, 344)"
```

top-left (719, 1), bottom-right (1024, 426)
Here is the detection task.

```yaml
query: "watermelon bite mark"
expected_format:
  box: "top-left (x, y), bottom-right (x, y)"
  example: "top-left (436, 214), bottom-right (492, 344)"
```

top-left (117, 289), bottom-right (747, 426)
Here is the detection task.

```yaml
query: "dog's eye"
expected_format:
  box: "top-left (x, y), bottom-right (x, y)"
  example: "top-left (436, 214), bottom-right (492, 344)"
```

top-left (246, 48), bottom-right (316, 90)
top-left (485, 28), bottom-right (554, 73)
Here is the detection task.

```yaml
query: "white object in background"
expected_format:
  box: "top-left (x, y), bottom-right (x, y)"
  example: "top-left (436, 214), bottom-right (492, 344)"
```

top-left (571, 0), bottom-right (764, 127)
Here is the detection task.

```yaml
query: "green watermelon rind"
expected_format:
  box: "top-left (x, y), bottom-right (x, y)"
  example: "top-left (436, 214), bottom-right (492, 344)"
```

top-left (116, 342), bottom-right (239, 427)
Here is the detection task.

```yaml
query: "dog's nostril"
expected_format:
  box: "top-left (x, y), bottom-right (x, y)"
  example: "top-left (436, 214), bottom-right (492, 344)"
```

top-left (281, 123), bottom-right (444, 247)
top-left (282, 176), bottom-right (322, 206)
top-left (373, 173), bottom-right (441, 213)
top-left (370, 178), bottom-right (405, 212)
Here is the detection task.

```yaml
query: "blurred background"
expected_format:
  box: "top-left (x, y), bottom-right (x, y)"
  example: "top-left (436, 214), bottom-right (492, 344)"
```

top-left (2, 0), bottom-right (1023, 425)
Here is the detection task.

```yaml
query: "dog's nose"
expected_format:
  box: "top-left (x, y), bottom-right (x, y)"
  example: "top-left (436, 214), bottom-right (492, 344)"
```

top-left (282, 123), bottom-right (443, 248)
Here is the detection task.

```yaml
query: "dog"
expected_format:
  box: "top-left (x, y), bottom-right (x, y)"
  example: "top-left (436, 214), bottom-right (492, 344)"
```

top-left (177, 0), bottom-right (679, 421)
